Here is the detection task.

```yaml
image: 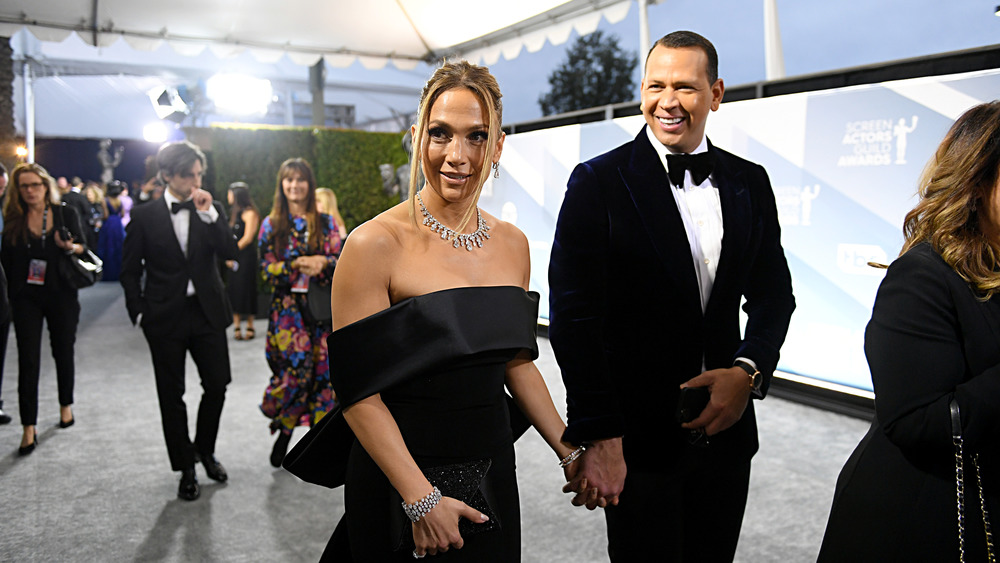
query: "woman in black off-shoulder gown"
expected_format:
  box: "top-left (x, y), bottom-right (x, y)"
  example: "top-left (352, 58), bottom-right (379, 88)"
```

top-left (292, 61), bottom-right (591, 563)
top-left (331, 286), bottom-right (538, 561)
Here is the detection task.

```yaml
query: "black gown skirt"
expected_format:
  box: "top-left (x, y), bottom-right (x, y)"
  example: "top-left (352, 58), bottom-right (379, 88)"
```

top-left (227, 215), bottom-right (258, 315)
top-left (322, 286), bottom-right (539, 563)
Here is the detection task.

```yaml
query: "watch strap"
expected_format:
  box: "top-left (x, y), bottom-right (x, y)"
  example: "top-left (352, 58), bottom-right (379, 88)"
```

top-left (734, 360), bottom-right (762, 393)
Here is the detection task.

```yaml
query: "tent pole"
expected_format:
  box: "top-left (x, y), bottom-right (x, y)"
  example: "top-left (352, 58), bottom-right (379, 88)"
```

top-left (638, 0), bottom-right (650, 64)
top-left (23, 60), bottom-right (34, 163)
top-left (310, 60), bottom-right (326, 126)
top-left (91, 0), bottom-right (100, 46)
top-left (763, 0), bottom-right (786, 79)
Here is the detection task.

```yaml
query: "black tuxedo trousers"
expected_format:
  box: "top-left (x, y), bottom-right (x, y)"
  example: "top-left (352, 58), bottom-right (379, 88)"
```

top-left (145, 297), bottom-right (231, 470)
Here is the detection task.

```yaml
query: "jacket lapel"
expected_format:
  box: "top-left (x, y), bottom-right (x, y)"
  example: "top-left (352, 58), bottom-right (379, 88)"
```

top-left (620, 127), bottom-right (701, 304)
top-left (706, 142), bottom-right (751, 316)
top-left (185, 204), bottom-right (199, 263)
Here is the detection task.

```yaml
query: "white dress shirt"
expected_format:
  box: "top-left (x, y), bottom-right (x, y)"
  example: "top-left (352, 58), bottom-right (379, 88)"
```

top-left (644, 128), bottom-right (759, 377)
top-left (162, 190), bottom-right (219, 296)
top-left (645, 127), bottom-right (722, 313)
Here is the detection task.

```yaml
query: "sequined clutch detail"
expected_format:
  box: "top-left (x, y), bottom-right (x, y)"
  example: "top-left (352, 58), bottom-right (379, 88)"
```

top-left (391, 458), bottom-right (499, 551)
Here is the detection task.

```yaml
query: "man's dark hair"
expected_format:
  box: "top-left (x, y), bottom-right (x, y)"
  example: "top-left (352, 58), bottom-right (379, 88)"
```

top-left (646, 30), bottom-right (719, 84)
top-left (156, 140), bottom-right (206, 179)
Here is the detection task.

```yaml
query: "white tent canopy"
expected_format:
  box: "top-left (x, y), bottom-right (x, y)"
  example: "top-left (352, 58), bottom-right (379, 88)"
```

top-left (3, 0), bottom-right (644, 143)
top-left (1, 0), bottom-right (633, 70)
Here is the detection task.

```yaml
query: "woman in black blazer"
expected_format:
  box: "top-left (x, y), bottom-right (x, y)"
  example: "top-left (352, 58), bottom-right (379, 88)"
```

top-left (819, 102), bottom-right (1000, 561)
top-left (1, 163), bottom-right (89, 455)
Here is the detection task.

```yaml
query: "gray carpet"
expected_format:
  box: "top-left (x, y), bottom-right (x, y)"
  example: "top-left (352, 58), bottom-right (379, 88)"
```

top-left (0, 283), bottom-right (870, 562)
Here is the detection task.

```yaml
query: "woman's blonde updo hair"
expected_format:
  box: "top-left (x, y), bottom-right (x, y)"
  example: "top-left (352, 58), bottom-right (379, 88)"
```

top-left (407, 60), bottom-right (503, 234)
top-left (902, 100), bottom-right (1000, 298)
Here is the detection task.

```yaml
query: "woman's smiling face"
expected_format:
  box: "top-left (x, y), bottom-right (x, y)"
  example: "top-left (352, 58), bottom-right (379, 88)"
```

top-left (420, 87), bottom-right (497, 204)
top-left (282, 171), bottom-right (310, 206)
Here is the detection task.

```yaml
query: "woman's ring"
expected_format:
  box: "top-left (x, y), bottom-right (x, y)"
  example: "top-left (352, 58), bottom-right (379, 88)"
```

top-left (412, 549), bottom-right (426, 559)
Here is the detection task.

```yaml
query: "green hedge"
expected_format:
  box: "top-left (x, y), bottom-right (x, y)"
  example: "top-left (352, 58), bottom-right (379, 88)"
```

top-left (313, 129), bottom-right (408, 232)
top-left (185, 124), bottom-right (407, 233)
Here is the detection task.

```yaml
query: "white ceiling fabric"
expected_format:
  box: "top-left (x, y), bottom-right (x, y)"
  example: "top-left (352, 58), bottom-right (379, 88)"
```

top-left (4, 0), bottom-right (641, 140)
top-left (1, 0), bottom-right (632, 69)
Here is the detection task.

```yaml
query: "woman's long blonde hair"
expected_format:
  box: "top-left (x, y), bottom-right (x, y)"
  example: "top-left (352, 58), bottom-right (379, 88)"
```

top-left (3, 162), bottom-right (61, 246)
top-left (407, 60), bottom-right (503, 234)
top-left (902, 100), bottom-right (1000, 298)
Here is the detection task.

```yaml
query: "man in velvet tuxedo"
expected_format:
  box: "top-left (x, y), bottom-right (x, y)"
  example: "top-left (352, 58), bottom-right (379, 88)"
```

top-left (121, 141), bottom-right (238, 501)
top-left (549, 31), bottom-right (795, 561)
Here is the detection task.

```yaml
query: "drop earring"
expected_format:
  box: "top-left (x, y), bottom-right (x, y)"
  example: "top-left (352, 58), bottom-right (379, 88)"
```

top-left (492, 162), bottom-right (500, 179)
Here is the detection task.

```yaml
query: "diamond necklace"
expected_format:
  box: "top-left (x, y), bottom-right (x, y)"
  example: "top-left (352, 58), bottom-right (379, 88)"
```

top-left (416, 190), bottom-right (490, 251)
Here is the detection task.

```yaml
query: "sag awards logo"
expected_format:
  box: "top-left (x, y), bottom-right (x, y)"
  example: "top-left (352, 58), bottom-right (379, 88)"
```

top-left (837, 116), bottom-right (918, 167)
top-left (774, 184), bottom-right (820, 227)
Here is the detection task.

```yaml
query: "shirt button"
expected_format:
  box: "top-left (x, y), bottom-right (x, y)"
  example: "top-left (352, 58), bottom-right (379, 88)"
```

top-left (704, 259), bottom-right (710, 264)
top-left (698, 220), bottom-right (704, 226)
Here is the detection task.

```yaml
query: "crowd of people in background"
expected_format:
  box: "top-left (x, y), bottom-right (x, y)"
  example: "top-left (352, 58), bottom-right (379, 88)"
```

top-left (0, 144), bottom-right (350, 505)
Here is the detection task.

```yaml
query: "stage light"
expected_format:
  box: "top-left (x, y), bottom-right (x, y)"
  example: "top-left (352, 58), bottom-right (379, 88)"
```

top-left (143, 122), bottom-right (169, 143)
top-left (15, 146), bottom-right (27, 158)
top-left (206, 74), bottom-right (273, 116)
top-left (147, 86), bottom-right (190, 123)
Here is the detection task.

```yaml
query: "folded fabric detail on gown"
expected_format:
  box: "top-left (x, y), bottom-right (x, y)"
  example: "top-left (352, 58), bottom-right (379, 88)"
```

top-left (283, 286), bottom-right (540, 488)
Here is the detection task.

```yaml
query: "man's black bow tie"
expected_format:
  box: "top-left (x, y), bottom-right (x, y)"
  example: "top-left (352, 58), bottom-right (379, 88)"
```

top-left (171, 200), bottom-right (197, 214)
top-left (666, 152), bottom-right (715, 188)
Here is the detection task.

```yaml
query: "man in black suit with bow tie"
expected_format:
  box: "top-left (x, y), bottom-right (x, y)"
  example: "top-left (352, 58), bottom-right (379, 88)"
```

top-left (549, 31), bottom-right (795, 561)
top-left (121, 141), bottom-right (239, 501)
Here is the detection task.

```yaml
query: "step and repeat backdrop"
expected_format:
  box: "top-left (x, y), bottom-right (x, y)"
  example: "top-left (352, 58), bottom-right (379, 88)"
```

top-left (479, 68), bottom-right (1000, 392)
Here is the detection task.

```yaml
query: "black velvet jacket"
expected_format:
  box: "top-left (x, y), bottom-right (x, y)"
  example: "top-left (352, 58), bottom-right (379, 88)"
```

top-left (548, 128), bottom-right (795, 468)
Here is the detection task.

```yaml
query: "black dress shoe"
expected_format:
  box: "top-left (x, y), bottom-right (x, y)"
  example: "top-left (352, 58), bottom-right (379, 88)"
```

top-left (18, 430), bottom-right (38, 456)
top-left (200, 455), bottom-right (228, 482)
top-left (178, 468), bottom-right (200, 501)
top-left (59, 417), bottom-right (75, 429)
top-left (270, 432), bottom-right (291, 468)
top-left (0, 409), bottom-right (11, 425)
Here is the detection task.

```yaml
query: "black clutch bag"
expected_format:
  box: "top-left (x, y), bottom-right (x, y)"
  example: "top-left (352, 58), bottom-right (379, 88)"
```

top-left (390, 458), bottom-right (500, 552)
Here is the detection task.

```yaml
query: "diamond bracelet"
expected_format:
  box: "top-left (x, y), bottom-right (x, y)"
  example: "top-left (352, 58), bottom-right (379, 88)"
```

top-left (402, 486), bottom-right (442, 523)
top-left (558, 445), bottom-right (587, 468)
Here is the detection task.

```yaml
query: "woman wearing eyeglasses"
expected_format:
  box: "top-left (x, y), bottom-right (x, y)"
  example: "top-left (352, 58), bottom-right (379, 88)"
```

top-left (1, 163), bottom-right (89, 455)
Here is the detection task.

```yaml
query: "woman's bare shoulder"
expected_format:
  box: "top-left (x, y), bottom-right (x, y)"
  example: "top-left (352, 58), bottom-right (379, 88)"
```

top-left (241, 208), bottom-right (260, 222)
top-left (481, 211), bottom-right (530, 285)
top-left (483, 211), bottom-right (529, 254)
top-left (341, 202), bottom-right (411, 254)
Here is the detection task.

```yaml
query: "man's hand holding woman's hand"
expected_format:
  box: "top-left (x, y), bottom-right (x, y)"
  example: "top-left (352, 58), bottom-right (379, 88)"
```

top-left (562, 437), bottom-right (626, 510)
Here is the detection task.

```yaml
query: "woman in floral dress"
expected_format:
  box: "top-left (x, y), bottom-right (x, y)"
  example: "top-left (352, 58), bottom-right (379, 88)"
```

top-left (258, 158), bottom-right (343, 467)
